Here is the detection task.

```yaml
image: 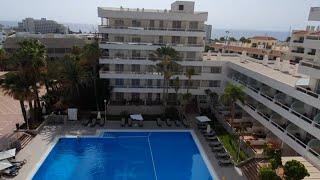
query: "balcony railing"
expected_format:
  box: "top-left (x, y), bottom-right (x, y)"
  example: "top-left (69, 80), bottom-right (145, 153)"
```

top-left (306, 36), bottom-right (320, 40)
top-left (293, 40), bottom-right (304, 43)
top-left (300, 60), bottom-right (320, 70)
top-left (111, 85), bottom-right (199, 89)
top-left (99, 41), bottom-right (204, 47)
top-left (99, 25), bottom-right (205, 32)
top-left (296, 86), bottom-right (320, 99)
top-left (229, 75), bottom-right (320, 129)
top-left (99, 56), bottom-right (202, 61)
top-left (243, 102), bottom-right (320, 159)
top-left (291, 50), bottom-right (304, 54)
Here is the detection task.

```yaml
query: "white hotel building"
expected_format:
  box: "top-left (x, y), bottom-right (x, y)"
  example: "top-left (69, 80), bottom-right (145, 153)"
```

top-left (98, 2), bottom-right (320, 169)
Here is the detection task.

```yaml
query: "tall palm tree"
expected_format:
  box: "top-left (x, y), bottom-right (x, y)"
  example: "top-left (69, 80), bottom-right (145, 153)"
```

top-left (204, 89), bottom-right (218, 105)
top-left (13, 39), bottom-right (47, 110)
top-left (71, 45), bottom-right (81, 61)
top-left (1, 72), bottom-right (35, 124)
top-left (81, 43), bottom-right (101, 111)
top-left (173, 77), bottom-right (180, 103)
top-left (220, 84), bottom-right (245, 128)
top-left (185, 68), bottom-right (195, 93)
top-left (60, 61), bottom-right (89, 99)
top-left (0, 49), bottom-right (8, 71)
top-left (150, 46), bottom-right (180, 106)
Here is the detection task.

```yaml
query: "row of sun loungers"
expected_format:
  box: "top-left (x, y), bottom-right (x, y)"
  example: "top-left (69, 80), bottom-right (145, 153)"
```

top-left (157, 118), bottom-right (190, 128)
top-left (82, 118), bottom-right (105, 127)
top-left (198, 122), bottom-right (234, 167)
top-left (1, 159), bottom-right (27, 177)
top-left (121, 118), bottom-right (143, 127)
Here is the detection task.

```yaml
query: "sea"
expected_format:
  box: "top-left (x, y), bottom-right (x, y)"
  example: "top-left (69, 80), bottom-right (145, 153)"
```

top-left (1, 20), bottom-right (289, 41)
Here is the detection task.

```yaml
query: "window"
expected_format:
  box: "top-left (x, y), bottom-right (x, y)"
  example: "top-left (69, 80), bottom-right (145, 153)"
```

top-left (115, 20), bottom-right (124, 26)
top-left (132, 37), bottom-right (141, 43)
top-left (115, 52), bottom-right (124, 58)
top-left (171, 36), bottom-right (181, 44)
top-left (55, 48), bottom-right (65, 53)
top-left (210, 66), bottom-right (222, 73)
top-left (115, 79), bottom-right (124, 86)
top-left (150, 20), bottom-right (155, 28)
top-left (147, 93), bottom-right (153, 100)
top-left (159, 36), bottom-right (163, 43)
top-left (131, 93), bottom-right (140, 101)
top-left (132, 20), bottom-right (141, 27)
top-left (159, 20), bottom-right (164, 28)
top-left (115, 93), bottom-right (124, 101)
top-left (209, 80), bottom-right (221, 87)
top-left (188, 37), bottom-right (197, 44)
top-left (115, 64), bottom-right (124, 72)
top-left (189, 22), bottom-right (198, 30)
top-left (147, 79), bottom-right (153, 87)
top-left (157, 80), bottom-right (161, 87)
top-left (156, 93), bottom-right (161, 101)
top-left (179, 5), bottom-right (184, 10)
top-left (132, 50), bottom-right (141, 58)
top-left (132, 79), bottom-right (140, 87)
top-left (186, 52), bottom-right (196, 60)
top-left (114, 36), bottom-right (124, 42)
top-left (132, 64), bottom-right (140, 72)
top-left (172, 21), bottom-right (181, 29)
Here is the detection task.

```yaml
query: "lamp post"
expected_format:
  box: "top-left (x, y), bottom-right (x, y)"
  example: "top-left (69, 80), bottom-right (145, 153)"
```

top-left (25, 105), bottom-right (29, 130)
top-left (237, 136), bottom-right (243, 163)
top-left (104, 99), bottom-right (107, 121)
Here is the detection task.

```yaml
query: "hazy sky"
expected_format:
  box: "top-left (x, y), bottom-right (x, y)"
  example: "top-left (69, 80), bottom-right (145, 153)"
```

top-left (1, 0), bottom-right (320, 31)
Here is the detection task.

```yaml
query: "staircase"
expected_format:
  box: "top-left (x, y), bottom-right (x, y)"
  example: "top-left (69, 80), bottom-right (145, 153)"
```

top-left (237, 157), bottom-right (261, 180)
top-left (18, 133), bottom-right (33, 149)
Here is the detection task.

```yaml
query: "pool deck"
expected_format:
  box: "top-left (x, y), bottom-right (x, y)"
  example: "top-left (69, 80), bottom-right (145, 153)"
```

top-left (14, 114), bottom-right (247, 180)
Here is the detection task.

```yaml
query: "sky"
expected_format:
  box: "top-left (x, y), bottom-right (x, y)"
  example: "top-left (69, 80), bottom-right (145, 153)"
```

top-left (1, 0), bottom-right (320, 31)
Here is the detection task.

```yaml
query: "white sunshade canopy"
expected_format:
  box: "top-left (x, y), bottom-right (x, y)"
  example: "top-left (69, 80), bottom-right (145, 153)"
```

top-left (0, 159), bottom-right (12, 171)
top-left (0, 149), bottom-right (16, 161)
top-left (206, 125), bottom-right (211, 133)
top-left (97, 111), bottom-right (101, 119)
top-left (196, 116), bottom-right (211, 122)
top-left (130, 114), bottom-right (144, 121)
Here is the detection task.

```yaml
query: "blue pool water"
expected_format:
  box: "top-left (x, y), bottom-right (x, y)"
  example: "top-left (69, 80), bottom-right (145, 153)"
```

top-left (33, 131), bottom-right (214, 180)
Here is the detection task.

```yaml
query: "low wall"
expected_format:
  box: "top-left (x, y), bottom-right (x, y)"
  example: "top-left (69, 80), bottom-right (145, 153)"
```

top-left (108, 105), bottom-right (164, 115)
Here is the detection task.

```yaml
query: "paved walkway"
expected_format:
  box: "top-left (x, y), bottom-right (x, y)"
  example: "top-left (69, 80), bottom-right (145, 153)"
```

top-left (14, 116), bottom-right (247, 180)
top-left (0, 91), bottom-right (24, 150)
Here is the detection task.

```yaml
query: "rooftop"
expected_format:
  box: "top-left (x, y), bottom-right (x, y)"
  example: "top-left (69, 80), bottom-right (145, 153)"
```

top-left (98, 7), bottom-right (207, 14)
top-left (206, 54), bottom-right (305, 87)
top-left (3, 37), bottom-right (85, 49)
top-left (250, 36), bottom-right (278, 41)
top-left (210, 44), bottom-right (283, 57)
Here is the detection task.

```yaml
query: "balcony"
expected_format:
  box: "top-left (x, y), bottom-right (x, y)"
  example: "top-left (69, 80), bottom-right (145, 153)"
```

top-left (260, 85), bottom-right (276, 101)
top-left (299, 60), bottom-right (320, 79)
top-left (304, 36), bottom-right (320, 49)
top-left (228, 75), bottom-right (320, 137)
top-left (99, 41), bottom-right (204, 51)
top-left (266, 132), bottom-right (282, 147)
top-left (274, 93), bottom-right (292, 110)
top-left (238, 101), bottom-right (320, 167)
top-left (99, 25), bottom-right (205, 32)
top-left (270, 113), bottom-right (288, 131)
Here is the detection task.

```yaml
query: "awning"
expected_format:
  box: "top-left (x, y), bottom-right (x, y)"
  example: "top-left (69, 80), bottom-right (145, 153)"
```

top-left (130, 114), bottom-right (144, 121)
top-left (0, 149), bottom-right (16, 161)
top-left (196, 116), bottom-right (211, 122)
top-left (0, 159), bottom-right (12, 171)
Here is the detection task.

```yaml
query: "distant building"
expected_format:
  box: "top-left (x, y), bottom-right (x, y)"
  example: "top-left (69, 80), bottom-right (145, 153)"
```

top-left (3, 33), bottom-right (85, 60)
top-left (210, 43), bottom-right (283, 60)
top-left (250, 36), bottom-right (278, 49)
top-left (17, 18), bottom-right (67, 34)
top-left (205, 24), bottom-right (212, 42)
top-left (0, 31), bottom-right (6, 45)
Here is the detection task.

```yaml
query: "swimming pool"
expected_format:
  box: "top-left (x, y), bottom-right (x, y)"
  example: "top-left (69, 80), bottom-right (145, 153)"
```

top-left (33, 131), bottom-right (216, 180)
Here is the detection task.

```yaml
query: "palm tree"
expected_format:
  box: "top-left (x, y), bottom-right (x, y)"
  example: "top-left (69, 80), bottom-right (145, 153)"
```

top-left (182, 93), bottom-right (192, 113)
top-left (185, 68), bottom-right (195, 93)
top-left (173, 77), bottom-right (180, 103)
top-left (0, 49), bottom-right (8, 71)
top-left (13, 39), bottom-right (47, 110)
top-left (81, 43), bottom-right (101, 111)
top-left (71, 45), bottom-right (81, 61)
top-left (220, 84), bottom-right (245, 128)
top-left (1, 72), bottom-right (35, 125)
top-left (150, 46), bottom-right (180, 106)
top-left (204, 89), bottom-right (218, 105)
top-left (59, 61), bottom-right (89, 99)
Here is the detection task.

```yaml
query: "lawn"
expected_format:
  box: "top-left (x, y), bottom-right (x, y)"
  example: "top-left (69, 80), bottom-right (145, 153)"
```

top-left (207, 114), bottom-right (249, 162)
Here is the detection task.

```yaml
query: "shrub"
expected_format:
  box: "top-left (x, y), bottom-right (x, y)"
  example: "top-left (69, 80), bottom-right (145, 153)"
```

top-left (258, 167), bottom-right (281, 180)
top-left (284, 160), bottom-right (310, 180)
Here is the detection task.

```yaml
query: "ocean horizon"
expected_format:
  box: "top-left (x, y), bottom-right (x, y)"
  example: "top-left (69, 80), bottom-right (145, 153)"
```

top-left (1, 20), bottom-right (289, 41)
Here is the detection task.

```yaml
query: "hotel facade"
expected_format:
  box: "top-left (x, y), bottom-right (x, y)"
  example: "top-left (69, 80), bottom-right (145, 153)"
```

top-left (98, 2), bottom-right (320, 169)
